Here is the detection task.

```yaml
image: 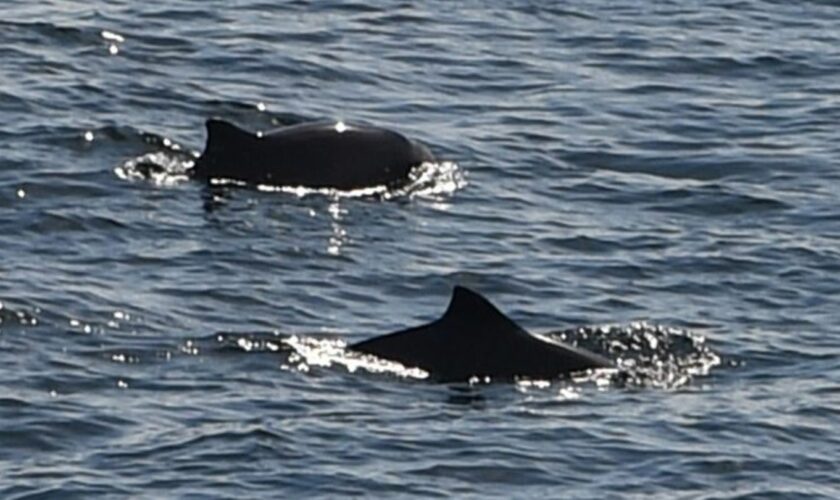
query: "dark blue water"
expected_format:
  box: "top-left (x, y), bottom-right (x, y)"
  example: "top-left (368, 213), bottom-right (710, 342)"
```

top-left (2, 1), bottom-right (839, 497)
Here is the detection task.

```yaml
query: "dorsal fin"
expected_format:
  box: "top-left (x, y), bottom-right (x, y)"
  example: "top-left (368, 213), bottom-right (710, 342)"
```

top-left (350, 286), bottom-right (612, 381)
top-left (440, 286), bottom-right (528, 336)
top-left (205, 118), bottom-right (255, 149)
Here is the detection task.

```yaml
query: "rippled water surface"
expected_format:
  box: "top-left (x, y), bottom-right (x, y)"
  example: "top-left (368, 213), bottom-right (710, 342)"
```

top-left (2, 1), bottom-right (839, 498)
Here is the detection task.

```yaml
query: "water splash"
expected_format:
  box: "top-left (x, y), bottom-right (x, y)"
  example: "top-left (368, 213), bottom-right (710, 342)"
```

top-left (212, 321), bottom-right (720, 389)
top-left (280, 335), bottom-right (429, 379)
top-left (388, 161), bottom-right (466, 200)
top-left (251, 161), bottom-right (466, 200)
top-left (215, 333), bottom-right (428, 380)
top-left (118, 147), bottom-right (465, 201)
top-left (548, 322), bottom-right (722, 389)
top-left (115, 151), bottom-right (194, 187)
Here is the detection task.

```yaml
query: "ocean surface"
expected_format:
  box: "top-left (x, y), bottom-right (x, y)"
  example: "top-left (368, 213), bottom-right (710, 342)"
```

top-left (1, 1), bottom-right (839, 498)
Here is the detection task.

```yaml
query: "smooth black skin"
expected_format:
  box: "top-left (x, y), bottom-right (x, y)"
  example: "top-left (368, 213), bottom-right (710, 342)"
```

top-left (190, 119), bottom-right (435, 189)
top-left (351, 286), bottom-right (613, 383)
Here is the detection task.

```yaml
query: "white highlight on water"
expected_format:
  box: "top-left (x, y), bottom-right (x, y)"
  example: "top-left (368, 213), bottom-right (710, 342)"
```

top-left (101, 30), bottom-right (125, 43)
top-left (254, 161), bottom-right (465, 201)
top-left (101, 30), bottom-right (124, 56)
top-left (117, 149), bottom-right (465, 205)
top-left (281, 335), bottom-right (428, 380)
top-left (115, 151), bottom-right (193, 186)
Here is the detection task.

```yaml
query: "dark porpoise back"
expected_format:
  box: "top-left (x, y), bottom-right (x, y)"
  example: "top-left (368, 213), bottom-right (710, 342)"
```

top-left (190, 119), bottom-right (435, 189)
top-left (351, 286), bottom-right (612, 383)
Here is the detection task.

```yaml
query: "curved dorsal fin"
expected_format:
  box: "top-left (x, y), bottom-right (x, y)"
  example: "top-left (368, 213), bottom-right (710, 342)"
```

top-left (351, 286), bottom-right (613, 382)
top-left (440, 286), bottom-right (528, 336)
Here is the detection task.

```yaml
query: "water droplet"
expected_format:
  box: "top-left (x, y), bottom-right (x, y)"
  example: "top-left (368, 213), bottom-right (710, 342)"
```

top-left (84, 131), bottom-right (94, 142)
top-left (16, 189), bottom-right (25, 198)
top-left (256, 102), bottom-right (266, 112)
